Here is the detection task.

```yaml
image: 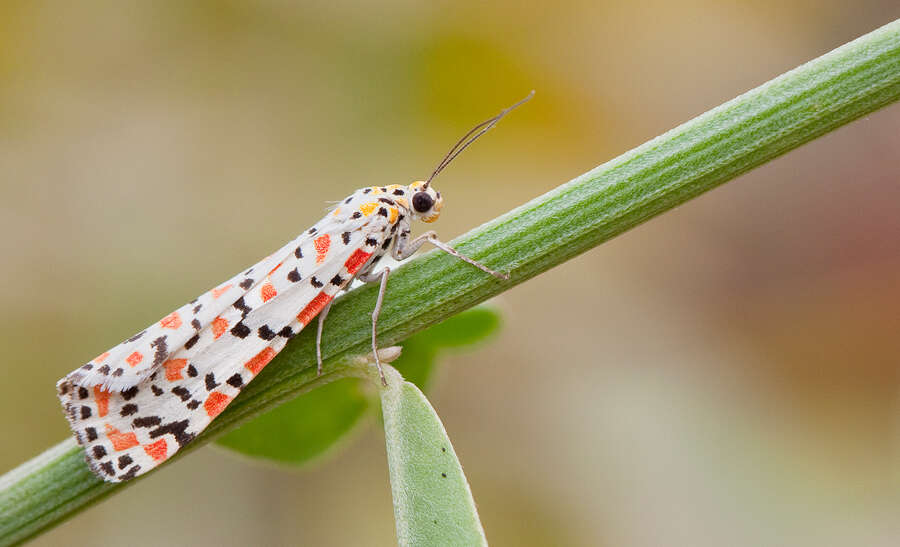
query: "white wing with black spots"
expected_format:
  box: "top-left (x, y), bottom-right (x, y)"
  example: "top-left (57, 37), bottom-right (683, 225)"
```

top-left (60, 236), bottom-right (308, 393)
top-left (57, 205), bottom-right (393, 481)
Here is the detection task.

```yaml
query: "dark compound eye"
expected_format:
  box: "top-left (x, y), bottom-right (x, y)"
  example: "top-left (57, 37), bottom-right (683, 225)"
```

top-left (412, 192), bottom-right (434, 213)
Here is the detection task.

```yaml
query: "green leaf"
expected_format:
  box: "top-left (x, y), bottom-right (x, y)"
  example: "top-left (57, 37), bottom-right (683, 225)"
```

top-left (215, 307), bottom-right (500, 464)
top-left (214, 377), bottom-right (370, 464)
top-left (392, 305), bottom-right (501, 390)
top-left (379, 366), bottom-right (487, 547)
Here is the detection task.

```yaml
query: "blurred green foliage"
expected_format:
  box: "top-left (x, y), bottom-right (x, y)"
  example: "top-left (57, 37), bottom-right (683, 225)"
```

top-left (215, 307), bottom-right (500, 464)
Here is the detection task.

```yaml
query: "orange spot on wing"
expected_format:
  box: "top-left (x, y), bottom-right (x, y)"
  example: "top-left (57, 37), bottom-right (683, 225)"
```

top-left (359, 202), bottom-right (377, 216)
top-left (163, 358), bottom-right (188, 381)
top-left (105, 424), bottom-right (139, 451)
top-left (160, 312), bottom-right (182, 329)
top-left (93, 386), bottom-right (110, 417)
top-left (260, 282), bottom-right (277, 302)
top-left (211, 316), bottom-right (229, 339)
top-left (204, 391), bottom-right (231, 418)
top-left (126, 351), bottom-right (143, 367)
top-left (143, 439), bottom-right (168, 462)
top-left (314, 235), bottom-right (331, 264)
top-left (268, 263), bottom-right (282, 275)
top-left (94, 351), bottom-right (110, 363)
top-left (211, 284), bottom-right (233, 299)
top-left (332, 207), bottom-right (342, 216)
top-left (345, 249), bottom-right (372, 275)
top-left (296, 292), bottom-right (332, 325)
top-left (244, 347), bottom-right (277, 375)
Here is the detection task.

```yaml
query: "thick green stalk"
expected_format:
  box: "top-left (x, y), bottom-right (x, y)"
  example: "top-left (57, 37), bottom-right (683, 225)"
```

top-left (2, 19), bottom-right (899, 546)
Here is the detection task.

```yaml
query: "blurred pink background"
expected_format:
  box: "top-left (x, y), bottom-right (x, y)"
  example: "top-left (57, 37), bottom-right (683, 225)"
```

top-left (1, 2), bottom-right (899, 545)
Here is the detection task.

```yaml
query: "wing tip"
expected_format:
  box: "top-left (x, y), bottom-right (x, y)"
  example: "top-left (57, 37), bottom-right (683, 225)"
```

top-left (56, 377), bottom-right (131, 483)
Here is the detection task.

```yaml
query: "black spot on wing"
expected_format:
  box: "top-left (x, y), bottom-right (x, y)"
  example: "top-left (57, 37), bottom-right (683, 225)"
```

top-left (92, 445), bottom-right (107, 459)
top-left (239, 277), bottom-right (254, 289)
top-left (342, 232), bottom-right (351, 244)
top-left (258, 325), bottom-right (276, 340)
top-left (226, 374), bottom-right (244, 388)
top-left (121, 386), bottom-right (139, 401)
top-left (205, 373), bottom-right (219, 391)
top-left (151, 336), bottom-right (168, 367)
top-left (118, 454), bottom-right (133, 470)
top-left (120, 404), bottom-right (138, 416)
top-left (149, 419), bottom-right (195, 448)
top-left (171, 386), bottom-right (191, 401)
top-left (233, 297), bottom-right (251, 318)
top-left (185, 334), bottom-right (200, 350)
top-left (310, 276), bottom-right (324, 288)
top-left (133, 416), bottom-right (161, 428)
top-left (287, 268), bottom-right (301, 282)
top-left (231, 321), bottom-right (251, 338)
top-left (127, 330), bottom-right (146, 342)
top-left (118, 465), bottom-right (140, 480)
top-left (85, 427), bottom-right (98, 441)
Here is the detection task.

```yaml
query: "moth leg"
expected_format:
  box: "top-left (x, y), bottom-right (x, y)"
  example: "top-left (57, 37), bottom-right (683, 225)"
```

top-left (316, 299), bottom-right (334, 376)
top-left (358, 267), bottom-right (391, 386)
top-left (393, 230), bottom-right (508, 280)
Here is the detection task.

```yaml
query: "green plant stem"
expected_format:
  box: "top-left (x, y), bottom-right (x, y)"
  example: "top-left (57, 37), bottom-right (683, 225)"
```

top-left (2, 19), bottom-right (899, 546)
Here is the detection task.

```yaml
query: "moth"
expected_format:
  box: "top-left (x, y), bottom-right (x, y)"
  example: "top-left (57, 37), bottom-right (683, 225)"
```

top-left (57, 92), bottom-right (532, 482)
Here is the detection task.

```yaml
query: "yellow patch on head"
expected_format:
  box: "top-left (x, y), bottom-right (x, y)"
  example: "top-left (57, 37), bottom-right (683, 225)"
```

top-left (395, 197), bottom-right (408, 209)
top-left (388, 207), bottom-right (398, 224)
top-left (370, 186), bottom-right (383, 195)
top-left (359, 202), bottom-right (377, 216)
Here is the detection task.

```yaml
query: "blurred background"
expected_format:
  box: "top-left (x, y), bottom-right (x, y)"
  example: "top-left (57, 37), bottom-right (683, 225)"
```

top-left (2, 2), bottom-right (899, 545)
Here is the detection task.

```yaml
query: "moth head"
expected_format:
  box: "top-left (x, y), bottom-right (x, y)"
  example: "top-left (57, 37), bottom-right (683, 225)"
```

top-left (408, 180), bottom-right (443, 223)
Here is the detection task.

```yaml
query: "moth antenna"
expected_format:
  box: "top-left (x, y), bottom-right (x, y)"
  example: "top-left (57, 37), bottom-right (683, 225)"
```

top-left (424, 90), bottom-right (534, 188)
